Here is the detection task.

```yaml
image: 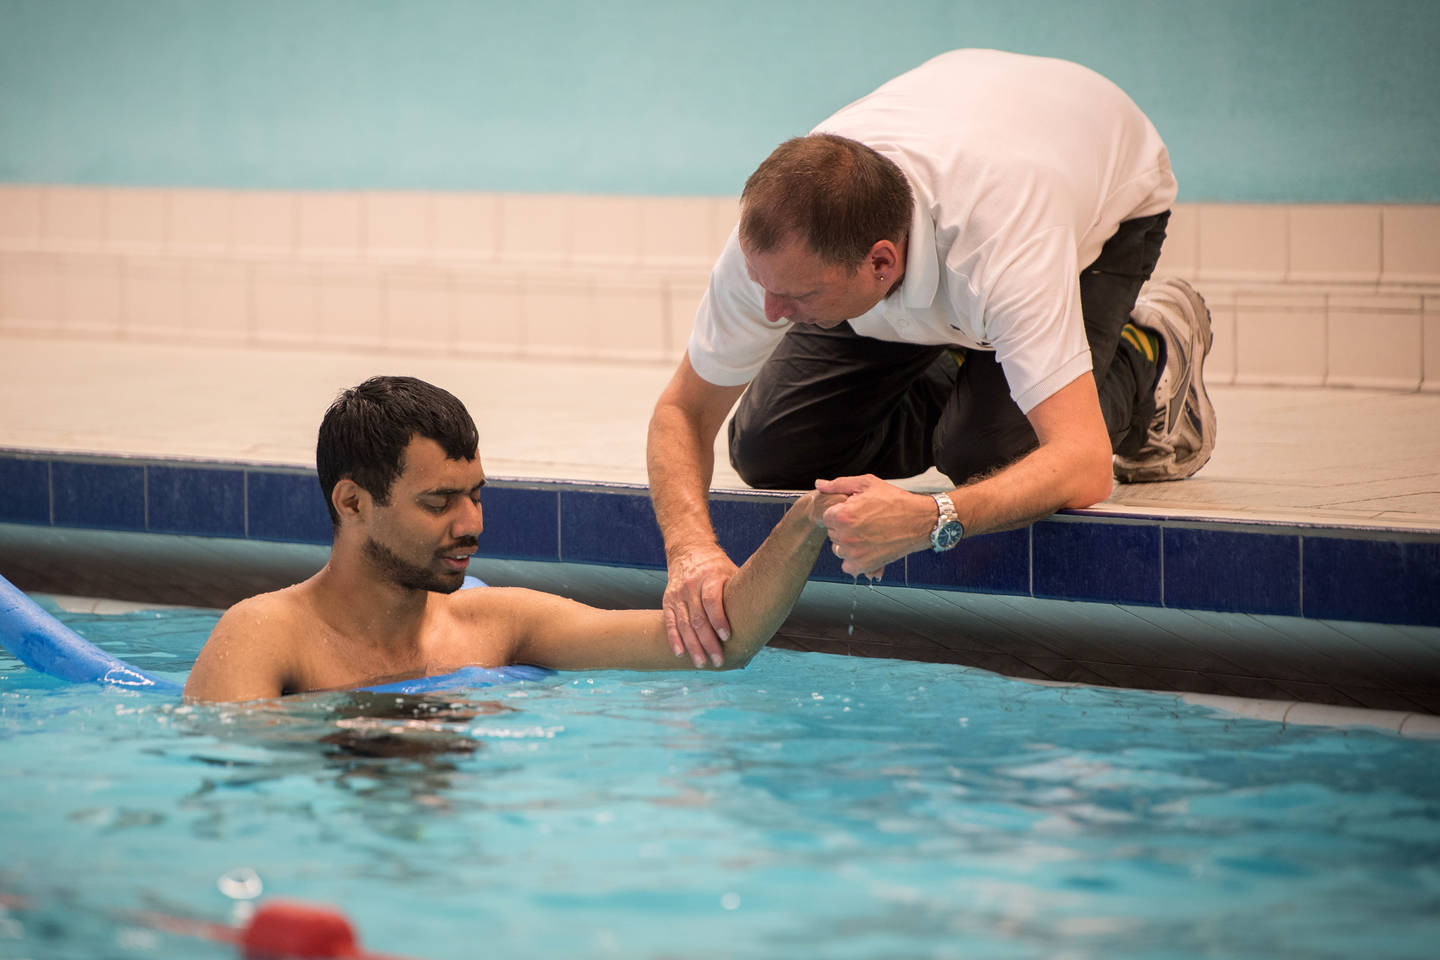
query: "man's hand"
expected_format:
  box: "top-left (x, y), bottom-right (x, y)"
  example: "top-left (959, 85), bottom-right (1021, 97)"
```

top-left (663, 543), bottom-right (738, 668)
top-left (814, 475), bottom-right (935, 577)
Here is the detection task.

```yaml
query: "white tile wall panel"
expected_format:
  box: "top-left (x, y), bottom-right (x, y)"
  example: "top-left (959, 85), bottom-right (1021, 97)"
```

top-left (0, 186), bottom-right (45, 248)
top-left (1200, 287), bottom-right (1236, 386)
top-left (122, 257), bottom-right (187, 340)
top-left (363, 192), bottom-right (431, 261)
top-left (382, 268), bottom-right (453, 353)
top-left (588, 279), bottom-right (668, 361)
top-left (1198, 205), bottom-right (1288, 284)
top-left (1326, 294), bottom-right (1423, 390)
top-left (316, 263), bottom-right (384, 351)
top-left (521, 273), bottom-right (593, 357)
top-left (708, 197), bottom-right (740, 263)
top-left (431, 193), bottom-right (499, 261)
top-left (232, 192), bottom-right (297, 258)
top-left (106, 189), bottom-right (169, 253)
top-left (41, 187), bottom-right (108, 251)
top-left (0, 252), bottom-right (61, 333)
top-left (570, 195), bottom-right (642, 266)
top-left (184, 261), bottom-right (250, 345)
top-left (640, 197), bottom-right (714, 268)
top-left (453, 274), bottom-right (525, 357)
top-left (1381, 206), bottom-right (1440, 285)
top-left (1288, 205), bottom-right (1381, 284)
top-left (498, 195), bottom-right (571, 265)
top-left (251, 263), bottom-right (317, 345)
top-left (59, 255), bottom-right (123, 337)
top-left (298, 192), bottom-right (364, 259)
top-left (1424, 297), bottom-right (1440, 393)
top-left (664, 276), bottom-right (708, 362)
top-left (169, 189), bottom-right (233, 256)
top-left (1233, 292), bottom-right (1327, 386)
top-left (1152, 202), bottom-right (1198, 279)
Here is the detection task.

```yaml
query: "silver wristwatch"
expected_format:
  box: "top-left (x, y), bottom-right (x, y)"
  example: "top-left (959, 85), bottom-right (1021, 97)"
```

top-left (929, 492), bottom-right (965, 551)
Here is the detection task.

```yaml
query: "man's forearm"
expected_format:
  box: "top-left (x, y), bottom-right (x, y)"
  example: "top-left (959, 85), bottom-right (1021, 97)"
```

top-left (717, 494), bottom-right (829, 667)
top-left (955, 437), bottom-right (1113, 538)
top-left (646, 404), bottom-right (721, 555)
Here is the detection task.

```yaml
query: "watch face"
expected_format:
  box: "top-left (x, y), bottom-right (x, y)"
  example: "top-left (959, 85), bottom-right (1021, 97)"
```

top-left (933, 520), bottom-right (964, 550)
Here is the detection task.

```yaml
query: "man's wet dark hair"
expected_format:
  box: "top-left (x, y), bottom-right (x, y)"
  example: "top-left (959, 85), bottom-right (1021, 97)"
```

top-left (740, 133), bottom-right (913, 269)
top-left (316, 376), bottom-right (479, 528)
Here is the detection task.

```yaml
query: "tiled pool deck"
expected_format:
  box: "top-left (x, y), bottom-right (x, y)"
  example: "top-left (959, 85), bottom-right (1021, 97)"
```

top-left (2, 335), bottom-right (1439, 715)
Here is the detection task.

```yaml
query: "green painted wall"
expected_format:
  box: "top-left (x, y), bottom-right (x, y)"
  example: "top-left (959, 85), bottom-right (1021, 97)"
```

top-left (2, 0), bottom-right (1437, 201)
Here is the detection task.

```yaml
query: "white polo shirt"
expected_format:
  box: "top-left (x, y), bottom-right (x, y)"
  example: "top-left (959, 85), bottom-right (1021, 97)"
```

top-left (688, 49), bottom-right (1178, 414)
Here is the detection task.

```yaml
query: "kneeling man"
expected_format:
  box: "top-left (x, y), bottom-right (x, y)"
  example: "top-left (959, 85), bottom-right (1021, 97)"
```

top-left (184, 376), bottom-right (835, 703)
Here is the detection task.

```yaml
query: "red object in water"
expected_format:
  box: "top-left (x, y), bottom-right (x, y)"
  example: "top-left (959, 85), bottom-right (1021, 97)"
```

top-left (241, 900), bottom-right (361, 958)
top-left (131, 897), bottom-right (418, 960)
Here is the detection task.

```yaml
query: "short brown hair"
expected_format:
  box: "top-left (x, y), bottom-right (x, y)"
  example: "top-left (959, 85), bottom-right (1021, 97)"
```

top-left (739, 133), bottom-right (913, 268)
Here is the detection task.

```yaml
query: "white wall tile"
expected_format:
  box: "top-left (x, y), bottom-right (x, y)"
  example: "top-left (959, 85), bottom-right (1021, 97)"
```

top-left (1423, 296), bottom-right (1440, 394)
top-left (521, 275), bottom-right (592, 356)
top-left (0, 186), bottom-right (45, 248)
top-left (382, 268), bottom-right (452, 352)
top-left (640, 197), bottom-right (714, 268)
top-left (298, 192), bottom-right (363, 259)
top-left (122, 258), bottom-right (187, 340)
top-left (316, 264), bottom-right (383, 350)
top-left (0, 252), bottom-right (61, 333)
top-left (42, 187), bottom-right (108, 251)
top-left (364, 192), bottom-right (431, 260)
top-left (1381, 206), bottom-right (1440, 285)
top-left (169, 189), bottom-right (233, 256)
top-left (588, 280), bottom-right (668, 361)
top-left (1327, 295), bottom-right (1423, 390)
top-left (1201, 288), bottom-right (1236, 386)
top-left (570, 195), bottom-right (642, 266)
top-left (59, 255), bottom-right (123, 337)
top-left (665, 276), bottom-right (708, 362)
top-left (431, 193), bottom-right (499, 260)
top-left (184, 261), bottom-right (250, 344)
top-left (106, 189), bottom-right (170, 253)
top-left (1287, 205), bottom-right (1381, 284)
top-left (499, 194), bottom-right (571, 264)
top-left (1153, 202), bottom-right (1199, 279)
top-left (1197, 205), bottom-right (1288, 284)
top-left (708, 196), bottom-right (739, 262)
top-left (232, 191), bottom-right (297, 258)
top-left (453, 275), bottom-right (525, 356)
top-left (251, 263), bottom-right (316, 345)
top-left (1233, 293), bottom-right (1327, 386)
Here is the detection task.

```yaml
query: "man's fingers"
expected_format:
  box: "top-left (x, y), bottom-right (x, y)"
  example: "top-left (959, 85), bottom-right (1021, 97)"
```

top-left (699, 582), bottom-right (730, 668)
top-left (815, 475), bottom-right (872, 496)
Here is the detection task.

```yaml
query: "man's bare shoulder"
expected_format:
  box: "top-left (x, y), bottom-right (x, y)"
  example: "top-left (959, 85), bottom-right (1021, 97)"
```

top-left (183, 583), bottom-right (315, 702)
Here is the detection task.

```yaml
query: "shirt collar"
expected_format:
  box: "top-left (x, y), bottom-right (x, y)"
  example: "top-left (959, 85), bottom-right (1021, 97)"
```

top-left (893, 174), bottom-right (939, 312)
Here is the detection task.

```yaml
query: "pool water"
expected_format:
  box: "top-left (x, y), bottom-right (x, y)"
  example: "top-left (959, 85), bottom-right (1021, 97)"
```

top-left (2, 602), bottom-right (1439, 960)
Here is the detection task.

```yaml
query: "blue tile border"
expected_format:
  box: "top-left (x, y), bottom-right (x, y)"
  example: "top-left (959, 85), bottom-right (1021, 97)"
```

top-left (3, 447), bottom-right (1439, 628)
top-left (1033, 519), bottom-right (1162, 606)
top-left (1164, 527), bottom-right (1301, 616)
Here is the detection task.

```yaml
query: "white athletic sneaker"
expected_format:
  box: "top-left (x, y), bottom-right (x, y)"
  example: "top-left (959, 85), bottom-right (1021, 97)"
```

top-left (1113, 278), bottom-right (1217, 483)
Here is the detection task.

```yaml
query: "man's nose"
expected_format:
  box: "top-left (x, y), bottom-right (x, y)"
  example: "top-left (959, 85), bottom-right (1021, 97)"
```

top-left (763, 292), bottom-right (794, 323)
top-left (454, 500), bottom-right (484, 537)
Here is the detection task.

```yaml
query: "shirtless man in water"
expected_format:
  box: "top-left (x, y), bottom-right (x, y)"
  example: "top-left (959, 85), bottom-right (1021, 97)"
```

top-left (184, 376), bottom-right (837, 703)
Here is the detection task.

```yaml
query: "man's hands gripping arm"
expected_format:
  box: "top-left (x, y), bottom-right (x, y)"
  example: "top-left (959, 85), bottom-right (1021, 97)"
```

top-left (646, 355), bottom-right (747, 667)
top-left (511, 490), bottom-right (837, 671)
top-left (818, 371), bottom-right (1114, 575)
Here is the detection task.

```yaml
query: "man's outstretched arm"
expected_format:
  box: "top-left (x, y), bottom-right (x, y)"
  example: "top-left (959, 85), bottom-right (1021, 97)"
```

top-left (509, 490), bottom-right (836, 672)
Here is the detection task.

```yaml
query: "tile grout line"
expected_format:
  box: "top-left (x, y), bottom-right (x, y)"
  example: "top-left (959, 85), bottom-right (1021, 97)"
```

top-left (1298, 535), bottom-right (1305, 617)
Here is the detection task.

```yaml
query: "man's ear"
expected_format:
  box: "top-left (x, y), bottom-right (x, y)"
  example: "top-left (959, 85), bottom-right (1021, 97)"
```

top-left (331, 478), bottom-right (367, 525)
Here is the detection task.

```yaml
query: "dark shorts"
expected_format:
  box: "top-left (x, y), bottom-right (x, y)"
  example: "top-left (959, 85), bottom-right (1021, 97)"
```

top-left (728, 211), bottom-right (1169, 488)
